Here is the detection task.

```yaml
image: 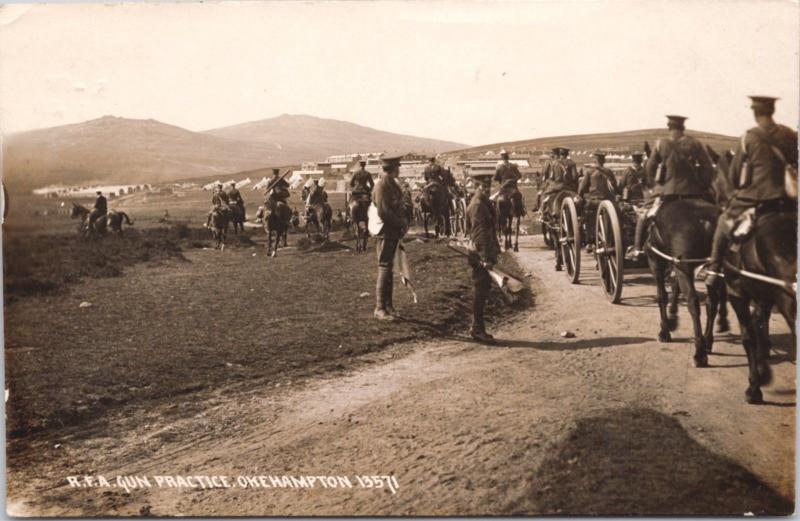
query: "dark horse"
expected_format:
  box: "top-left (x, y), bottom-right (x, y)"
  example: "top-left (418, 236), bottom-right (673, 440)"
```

top-left (711, 151), bottom-right (796, 404)
top-left (348, 192), bottom-right (370, 253)
top-left (228, 204), bottom-right (245, 235)
top-left (302, 186), bottom-right (332, 241)
top-left (71, 203), bottom-right (134, 237)
top-left (646, 197), bottom-right (724, 367)
top-left (495, 190), bottom-right (524, 252)
top-left (420, 182), bottom-right (450, 238)
top-left (264, 202), bottom-right (292, 257)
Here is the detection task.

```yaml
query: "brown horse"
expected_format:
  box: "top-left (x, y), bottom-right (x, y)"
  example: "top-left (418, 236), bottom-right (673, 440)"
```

top-left (348, 193), bottom-right (370, 253)
top-left (71, 203), bottom-right (134, 237)
top-left (208, 206), bottom-right (229, 250)
top-left (228, 204), bottom-right (245, 235)
top-left (496, 195), bottom-right (523, 252)
top-left (264, 202), bottom-right (292, 257)
top-left (420, 182), bottom-right (450, 238)
top-left (645, 197), bottom-right (723, 368)
top-left (710, 151), bottom-right (796, 404)
top-left (302, 187), bottom-right (332, 241)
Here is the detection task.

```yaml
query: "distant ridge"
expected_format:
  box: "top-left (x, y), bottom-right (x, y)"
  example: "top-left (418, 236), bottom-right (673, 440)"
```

top-left (444, 128), bottom-right (738, 157)
top-left (1, 114), bottom-right (466, 192)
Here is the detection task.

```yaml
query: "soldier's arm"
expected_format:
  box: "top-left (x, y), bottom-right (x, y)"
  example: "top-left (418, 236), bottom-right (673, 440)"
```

top-left (696, 142), bottom-right (714, 189)
top-left (367, 175), bottom-right (374, 190)
top-left (645, 144), bottom-right (661, 185)
top-left (374, 183), bottom-right (404, 229)
top-left (729, 134), bottom-right (749, 189)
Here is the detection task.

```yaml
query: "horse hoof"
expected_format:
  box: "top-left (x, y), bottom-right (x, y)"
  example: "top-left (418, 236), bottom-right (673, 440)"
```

top-left (667, 315), bottom-right (678, 331)
top-left (693, 356), bottom-right (709, 368)
top-left (513, 245), bottom-right (519, 252)
top-left (658, 331), bottom-right (671, 343)
top-left (745, 387), bottom-right (763, 405)
top-left (757, 362), bottom-right (773, 386)
top-left (716, 320), bottom-right (730, 333)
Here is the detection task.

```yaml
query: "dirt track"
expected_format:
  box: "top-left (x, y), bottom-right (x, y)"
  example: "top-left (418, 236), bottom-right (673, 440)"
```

top-left (7, 235), bottom-right (795, 516)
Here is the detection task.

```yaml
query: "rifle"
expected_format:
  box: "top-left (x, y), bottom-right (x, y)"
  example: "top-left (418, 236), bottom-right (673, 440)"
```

top-left (265, 168), bottom-right (293, 194)
top-left (446, 241), bottom-right (525, 294)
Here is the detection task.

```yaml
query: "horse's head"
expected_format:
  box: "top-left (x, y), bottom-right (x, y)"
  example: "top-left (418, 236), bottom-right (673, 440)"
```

top-left (70, 202), bottom-right (87, 219)
top-left (708, 147), bottom-right (736, 206)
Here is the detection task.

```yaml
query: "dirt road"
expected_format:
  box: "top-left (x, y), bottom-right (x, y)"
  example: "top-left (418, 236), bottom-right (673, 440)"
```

top-left (7, 235), bottom-right (795, 516)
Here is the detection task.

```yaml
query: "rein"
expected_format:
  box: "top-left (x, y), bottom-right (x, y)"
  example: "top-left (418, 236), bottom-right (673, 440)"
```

top-left (722, 260), bottom-right (797, 295)
top-left (647, 244), bottom-right (709, 265)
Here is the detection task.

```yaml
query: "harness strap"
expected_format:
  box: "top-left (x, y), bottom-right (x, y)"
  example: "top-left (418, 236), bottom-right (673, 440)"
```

top-left (647, 244), bottom-right (710, 265)
top-left (723, 260), bottom-right (796, 294)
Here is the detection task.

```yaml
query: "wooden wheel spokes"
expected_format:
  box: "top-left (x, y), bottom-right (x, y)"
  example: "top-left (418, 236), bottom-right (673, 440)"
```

top-left (596, 200), bottom-right (624, 303)
top-left (560, 197), bottom-right (581, 284)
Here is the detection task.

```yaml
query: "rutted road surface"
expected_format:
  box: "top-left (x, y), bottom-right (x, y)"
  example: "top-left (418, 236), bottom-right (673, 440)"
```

top-left (7, 235), bottom-right (795, 516)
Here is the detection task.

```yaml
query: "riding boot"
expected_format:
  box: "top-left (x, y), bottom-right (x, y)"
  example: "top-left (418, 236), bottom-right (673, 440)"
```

top-left (374, 267), bottom-right (394, 321)
top-left (705, 219), bottom-right (730, 287)
top-left (470, 274), bottom-right (494, 343)
top-left (626, 215), bottom-right (648, 260)
top-left (385, 271), bottom-right (396, 316)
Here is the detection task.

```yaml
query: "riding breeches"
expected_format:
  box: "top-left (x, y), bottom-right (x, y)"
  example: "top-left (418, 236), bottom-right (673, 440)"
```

top-left (468, 253), bottom-right (492, 333)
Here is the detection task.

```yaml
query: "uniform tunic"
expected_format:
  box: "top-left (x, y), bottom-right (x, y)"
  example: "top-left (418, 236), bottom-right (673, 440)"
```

top-left (729, 123), bottom-right (798, 202)
top-left (93, 195), bottom-right (108, 214)
top-left (494, 161), bottom-right (521, 189)
top-left (350, 169), bottom-right (374, 195)
top-left (619, 164), bottom-right (646, 201)
top-left (645, 135), bottom-right (713, 196)
top-left (373, 173), bottom-right (407, 268)
top-left (579, 166), bottom-right (618, 201)
top-left (424, 164), bottom-right (445, 184)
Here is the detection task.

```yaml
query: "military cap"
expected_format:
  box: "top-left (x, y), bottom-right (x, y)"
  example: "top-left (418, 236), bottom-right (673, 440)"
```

top-left (666, 115), bottom-right (687, 129)
top-left (272, 168), bottom-right (280, 175)
top-left (593, 150), bottom-right (607, 158)
top-left (631, 151), bottom-right (644, 158)
top-left (216, 181), bottom-right (223, 186)
top-left (358, 159), bottom-right (367, 165)
top-left (96, 190), bottom-right (102, 194)
top-left (428, 155), bottom-right (437, 160)
top-left (551, 147), bottom-right (560, 153)
top-left (230, 181), bottom-right (236, 186)
top-left (381, 153), bottom-right (403, 166)
top-left (559, 147), bottom-right (570, 153)
top-left (749, 96), bottom-right (778, 111)
top-left (499, 149), bottom-right (509, 156)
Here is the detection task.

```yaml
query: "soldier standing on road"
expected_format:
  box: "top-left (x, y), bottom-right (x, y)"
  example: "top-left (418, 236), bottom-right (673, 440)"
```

top-left (705, 96), bottom-right (798, 286)
top-left (578, 151), bottom-right (619, 253)
top-left (466, 170), bottom-right (500, 343)
top-left (372, 154), bottom-right (409, 321)
top-left (89, 190), bottom-right (107, 232)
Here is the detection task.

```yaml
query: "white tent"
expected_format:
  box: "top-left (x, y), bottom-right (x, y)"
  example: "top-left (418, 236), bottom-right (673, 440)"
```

top-left (234, 177), bottom-right (252, 189)
top-left (251, 177), bottom-right (270, 190)
top-left (203, 180), bottom-right (221, 190)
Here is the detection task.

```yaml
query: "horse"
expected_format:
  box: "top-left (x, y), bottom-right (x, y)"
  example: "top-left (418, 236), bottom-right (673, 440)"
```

top-left (710, 150), bottom-right (796, 404)
top-left (264, 202), bottom-right (292, 257)
top-left (645, 196), bottom-right (723, 368)
top-left (348, 192), bottom-right (370, 253)
top-left (208, 206), bottom-right (229, 250)
top-left (228, 204), bottom-right (245, 235)
top-left (495, 191), bottom-right (524, 252)
top-left (420, 182), bottom-right (450, 238)
top-left (71, 203), bottom-right (134, 237)
top-left (302, 186), bottom-right (332, 241)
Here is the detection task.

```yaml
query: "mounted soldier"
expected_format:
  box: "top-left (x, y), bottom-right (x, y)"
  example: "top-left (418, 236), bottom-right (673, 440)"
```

top-left (88, 190), bottom-right (108, 233)
top-left (619, 151), bottom-right (646, 203)
top-left (493, 149), bottom-right (525, 215)
top-left (537, 147), bottom-right (560, 212)
top-left (705, 96), bottom-right (798, 286)
top-left (227, 181), bottom-right (245, 219)
top-left (558, 147), bottom-right (580, 192)
top-left (423, 155), bottom-right (445, 186)
top-left (263, 168), bottom-right (290, 220)
top-left (205, 182), bottom-right (230, 228)
top-left (371, 153), bottom-right (409, 321)
top-left (466, 169), bottom-right (501, 343)
top-left (305, 178), bottom-right (328, 207)
top-left (626, 115), bottom-right (714, 260)
top-left (350, 160), bottom-right (375, 199)
top-left (578, 151), bottom-right (619, 253)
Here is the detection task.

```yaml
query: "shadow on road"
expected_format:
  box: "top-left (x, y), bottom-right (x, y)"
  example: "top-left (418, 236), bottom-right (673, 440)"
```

top-left (508, 407), bottom-right (794, 515)
top-left (496, 336), bottom-right (651, 351)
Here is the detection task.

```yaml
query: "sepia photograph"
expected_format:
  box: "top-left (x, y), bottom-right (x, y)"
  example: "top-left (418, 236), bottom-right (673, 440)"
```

top-left (0, 0), bottom-right (797, 516)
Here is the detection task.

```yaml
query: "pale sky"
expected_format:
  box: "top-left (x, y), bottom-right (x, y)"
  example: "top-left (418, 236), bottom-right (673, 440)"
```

top-left (0, 1), bottom-right (798, 145)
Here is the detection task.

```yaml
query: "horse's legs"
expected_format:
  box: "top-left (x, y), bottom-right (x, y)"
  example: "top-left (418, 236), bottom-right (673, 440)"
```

top-left (676, 267), bottom-right (708, 367)
top-left (703, 278), bottom-right (721, 354)
top-left (729, 293), bottom-right (763, 403)
top-left (716, 283), bottom-right (730, 333)
top-left (514, 216), bottom-right (520, 252)
top-left (668, 274), bottom-right (680, 331)
top-left (650, 256), bottom-right (672, 343)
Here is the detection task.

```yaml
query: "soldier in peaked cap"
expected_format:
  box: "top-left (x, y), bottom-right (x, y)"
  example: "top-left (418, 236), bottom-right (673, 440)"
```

top-left (372, 153), bottom-right (410, 321)
top-left (350, 159), bottom-right (374, 199)
top-left (227, 181), bottom-right (245, 219)
top-left (626, 115), bottom-right (714, 260)
top-left (206, 182), bottom-right (230, 228)
top-left (466, 169), bottom-right (501, 343)
top-left (493, 149), bottom-right (525, 216)
top-left (89, 190), bottom-right (108, 232)
top-left (619, 152), bottom-right (647, 203)
top-left (558, 147), bottom-right (580, 192)
top-left (423, 155), bottom-right (445, 186)
top-left (705, 96), bottom-right (798, 286)
top-left (578, 151), bottom-right (619, 253)
top-left (263, 168), bottom-right (291, 220)
top-left (537, 147), bottom-right (561, 211)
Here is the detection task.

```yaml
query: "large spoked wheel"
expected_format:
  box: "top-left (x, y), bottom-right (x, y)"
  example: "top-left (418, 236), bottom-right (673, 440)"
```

top-left (458, 198), bottom-right (468, 237)
top-left (595, 200), bottom-right (625, 303)
top-left (559, 196), bottom-right (581, 284)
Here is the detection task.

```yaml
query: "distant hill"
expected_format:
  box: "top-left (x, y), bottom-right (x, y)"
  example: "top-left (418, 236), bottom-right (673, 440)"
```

top-left (444, 128), bottom-right (738, 160)
top-left (1, 114), bottom-right (466, 193)
top-left (202, 114), bottom-right (466, 159)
